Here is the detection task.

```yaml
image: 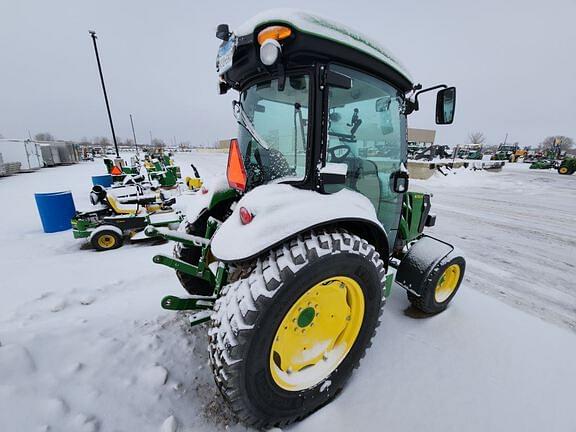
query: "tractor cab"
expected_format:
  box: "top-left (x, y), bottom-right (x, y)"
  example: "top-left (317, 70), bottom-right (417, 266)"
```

top-left (217, 10), bottom-right (455, 248)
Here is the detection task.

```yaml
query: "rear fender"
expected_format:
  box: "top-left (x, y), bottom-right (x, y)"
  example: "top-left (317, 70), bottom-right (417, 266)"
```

top-left (210, 184), bottom-right (388, 263)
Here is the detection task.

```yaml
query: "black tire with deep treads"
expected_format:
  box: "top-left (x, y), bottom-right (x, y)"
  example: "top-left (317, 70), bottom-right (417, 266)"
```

top-left (407, 255), bottom-right (465, 314)
top-left (208, 229), bottom-right (386, 429)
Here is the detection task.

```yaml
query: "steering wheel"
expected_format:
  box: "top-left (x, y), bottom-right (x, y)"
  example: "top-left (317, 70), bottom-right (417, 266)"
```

top-left (328, 144), bottom-right (352, 163)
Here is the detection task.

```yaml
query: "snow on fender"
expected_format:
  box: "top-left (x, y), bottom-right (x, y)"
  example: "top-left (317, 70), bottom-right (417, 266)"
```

top-left (210, 183), bottom-right (384, 262)
top-left (88, 224), bottom-right (123, 241)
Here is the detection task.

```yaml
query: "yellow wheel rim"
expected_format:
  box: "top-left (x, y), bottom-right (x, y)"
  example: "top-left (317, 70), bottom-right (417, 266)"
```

top-left (97, 234), bottom-right (116, 249)
top-left (435, 264), bottom-right (461, 303)
top-left (269, 276), bottom-right (365, 391)
top-left (559, 167), bottom-right (568, 174)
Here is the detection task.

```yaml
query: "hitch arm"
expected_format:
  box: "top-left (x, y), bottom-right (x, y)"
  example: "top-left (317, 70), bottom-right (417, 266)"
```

top-left (145, 226), bottom-right (209, 247)
top-left (153, 254), bottom-right (215, 285)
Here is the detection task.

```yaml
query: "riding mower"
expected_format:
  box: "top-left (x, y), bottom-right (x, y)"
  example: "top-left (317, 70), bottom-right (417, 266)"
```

top-left (149, 10), bottom-right (465, 428)
top-left (529, 159), bottom-right (555, 170)
top-left (143, 154), bottom-right (182, 188)
top-left (72, 185), bottom-right (183, 251)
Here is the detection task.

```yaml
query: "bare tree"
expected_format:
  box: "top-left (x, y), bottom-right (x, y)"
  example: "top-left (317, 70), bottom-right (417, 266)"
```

top-left (539, 136), bottom-right (574, 152)
top-left (468, 132), bottom-right (486, 144)
top-left (34, 132), bottom-right (54, 141)
top-left (151, 138), bottom-right (165, 148)
top-left (94, 136), bottom-right (111, 147)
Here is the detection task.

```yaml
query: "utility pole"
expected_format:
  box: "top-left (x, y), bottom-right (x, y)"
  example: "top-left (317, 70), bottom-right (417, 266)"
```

top-left (129, 114), bottom-right (139, 155)
top-left (89, 30), bottom-right (120, 159)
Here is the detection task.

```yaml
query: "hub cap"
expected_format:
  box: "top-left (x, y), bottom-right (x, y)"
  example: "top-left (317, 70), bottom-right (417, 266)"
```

top-left (97, 234), bottom-right (116, 249)
top-left (559, 167), bottom-right (568, 174)
top-left (434, 264), bottom-right (461, 303)
top-left (269, 276), bottom-right (364, 391)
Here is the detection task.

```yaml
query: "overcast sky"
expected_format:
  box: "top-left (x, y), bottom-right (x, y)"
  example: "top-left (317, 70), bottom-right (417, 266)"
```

top-left (1, 0), bottom-right (575, 148)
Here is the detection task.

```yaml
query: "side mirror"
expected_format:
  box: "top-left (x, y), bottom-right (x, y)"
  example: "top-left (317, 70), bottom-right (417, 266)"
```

top-left (436, 87), bottom-right (456, 124)
top-left (375, 97), bottom-right (391, 112)
top-left (320, 162), bottom-right (347, 185)
top-left (391, 170), bottom-right (409, 193)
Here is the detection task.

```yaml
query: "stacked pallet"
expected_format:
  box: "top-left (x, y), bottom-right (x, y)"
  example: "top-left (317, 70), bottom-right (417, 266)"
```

top-left (0, 153), bottom-right (22, 176)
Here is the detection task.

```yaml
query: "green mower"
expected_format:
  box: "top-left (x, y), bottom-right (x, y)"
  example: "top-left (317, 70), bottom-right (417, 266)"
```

top-left (72, 185), bottom-right (183, 251)
top-left (150, 10), bottom-right (466, 428)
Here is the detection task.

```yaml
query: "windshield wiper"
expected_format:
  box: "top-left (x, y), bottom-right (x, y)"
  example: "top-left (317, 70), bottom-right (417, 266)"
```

top-left (232, 100), bottom-right (270, 150)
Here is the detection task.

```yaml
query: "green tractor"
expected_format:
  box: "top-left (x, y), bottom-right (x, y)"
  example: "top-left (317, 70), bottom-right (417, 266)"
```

top-left (558, 157), bottom-right (576, 175)
top-left (150, 10), bottom-right (465, 428)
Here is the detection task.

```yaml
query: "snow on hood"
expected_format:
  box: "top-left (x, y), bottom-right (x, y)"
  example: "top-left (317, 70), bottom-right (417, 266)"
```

top-left (211, 183), bottom-right (382, 262)
top-left (235, 9), bottom-right (413, 84)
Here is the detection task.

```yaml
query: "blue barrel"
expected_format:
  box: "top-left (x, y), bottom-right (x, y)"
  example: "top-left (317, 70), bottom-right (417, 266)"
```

top-left (92, 174), bottom-right (113, 188)
top-left (34, 191), bottom-right (76, 233)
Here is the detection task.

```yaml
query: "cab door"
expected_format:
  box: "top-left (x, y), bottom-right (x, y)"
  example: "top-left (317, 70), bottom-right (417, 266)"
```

top-left (323, 64), bottom-right (407, 250)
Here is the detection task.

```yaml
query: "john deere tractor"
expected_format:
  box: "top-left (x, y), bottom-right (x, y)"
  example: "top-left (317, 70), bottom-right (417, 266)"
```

top-left (558, 157), bottom-right (576, 175)
top-left (150, 10), bottom-right (465, 428)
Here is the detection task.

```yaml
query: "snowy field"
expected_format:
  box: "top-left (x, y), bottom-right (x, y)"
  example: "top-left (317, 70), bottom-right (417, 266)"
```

top-left (1, 152), bottom-right (575, 431)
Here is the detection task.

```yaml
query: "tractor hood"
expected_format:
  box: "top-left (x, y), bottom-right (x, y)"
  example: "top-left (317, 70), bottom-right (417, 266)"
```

top-left (210, 183), bottom-right (384, 262)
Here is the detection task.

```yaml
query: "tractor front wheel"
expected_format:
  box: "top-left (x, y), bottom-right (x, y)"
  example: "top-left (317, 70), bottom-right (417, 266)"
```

top-left (408, 255), bottom-right (465, 314)
top-left (174, 243), bottom-right (213, 296)
top-left (208, 230), bottom-right (386, 429)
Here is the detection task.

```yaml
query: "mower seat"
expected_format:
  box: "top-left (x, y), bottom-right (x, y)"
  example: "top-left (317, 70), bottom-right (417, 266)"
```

top-left (106, 193), bottom-right (144, 215)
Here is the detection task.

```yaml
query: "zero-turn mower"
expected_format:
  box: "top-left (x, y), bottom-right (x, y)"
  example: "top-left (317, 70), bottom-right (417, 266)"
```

top-left (72, 185), bottom-right (183, 251)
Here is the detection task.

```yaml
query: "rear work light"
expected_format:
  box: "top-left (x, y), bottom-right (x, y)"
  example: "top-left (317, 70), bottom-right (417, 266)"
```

top-left (227, 138), bottom-right (247, 191)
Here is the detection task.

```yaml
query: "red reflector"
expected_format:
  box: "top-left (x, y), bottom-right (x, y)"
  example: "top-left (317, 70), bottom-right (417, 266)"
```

top-left (227, 138), bottom-right (247, 191)
top-left (239, 207), bottom-right (253, 225)
top-left (111, 166), bottom-right (122, 175)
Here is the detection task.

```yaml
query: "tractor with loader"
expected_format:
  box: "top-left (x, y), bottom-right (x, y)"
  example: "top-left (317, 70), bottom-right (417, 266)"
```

top-left (149, 10), bottom-right (466, 428)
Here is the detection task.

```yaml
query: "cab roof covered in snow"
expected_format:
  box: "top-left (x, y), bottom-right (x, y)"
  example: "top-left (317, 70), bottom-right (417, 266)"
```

top-left (235, 9), bottom-right (413, 84)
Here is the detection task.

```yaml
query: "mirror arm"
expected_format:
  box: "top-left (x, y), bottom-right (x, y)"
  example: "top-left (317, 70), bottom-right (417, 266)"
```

top-left (413, 84), bottom-right (448, 111)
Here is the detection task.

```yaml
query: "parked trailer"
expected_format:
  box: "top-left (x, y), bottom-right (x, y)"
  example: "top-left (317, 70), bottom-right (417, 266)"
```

top-left (55, 142), bottom-right (80, 164)
top-left (0, 153), bottom-right (5, 176)
top-left (0, 139), bottom-right (44, 172)
top-left (40, 144), bottom-right (59, 166)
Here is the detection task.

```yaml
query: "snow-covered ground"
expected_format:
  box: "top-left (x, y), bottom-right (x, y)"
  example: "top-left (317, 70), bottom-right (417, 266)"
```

top-left (413, 163), bottom-right (576, 332)
top-left (0, 154), bottom-right (575, 431)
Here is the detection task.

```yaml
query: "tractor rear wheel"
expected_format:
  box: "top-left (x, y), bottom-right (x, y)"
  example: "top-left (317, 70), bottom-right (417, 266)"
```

top-left (208, 230), bottom-right (386, 429)
top-left (408, 255), bottom-right (465, 314)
